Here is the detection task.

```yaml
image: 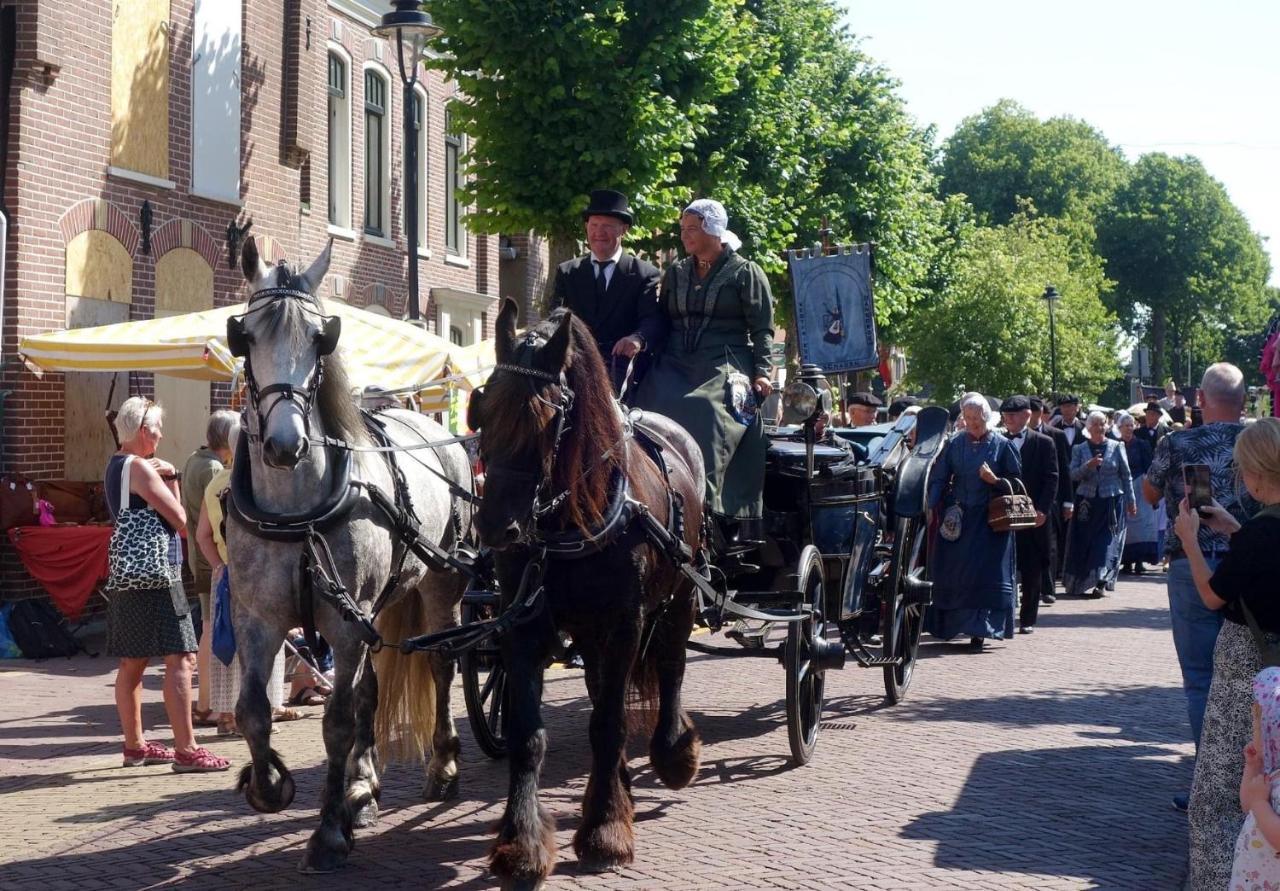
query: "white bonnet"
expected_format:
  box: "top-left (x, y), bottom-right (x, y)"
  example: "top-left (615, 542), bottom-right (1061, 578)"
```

top-left (683, 199), bottom-right (742, 251)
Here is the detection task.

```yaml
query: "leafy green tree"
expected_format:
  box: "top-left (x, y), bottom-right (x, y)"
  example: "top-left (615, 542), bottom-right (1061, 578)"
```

top-left (1096, 153), bottom-right (1272, 383)
top-left (938, 100), bottom-right (1129, 229)
top-left (901, 213), bottom-right (1121, 400)
top-left (424, 0), bottom-right (745, 243)
top-left (667, 0), bottom-right (943, 338)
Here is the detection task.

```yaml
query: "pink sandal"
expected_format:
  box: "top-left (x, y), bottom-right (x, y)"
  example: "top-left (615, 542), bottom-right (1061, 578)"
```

top-left (122, 741), bottom-right (176, 767)
top-left (173, 746), bottom-right (232, 773)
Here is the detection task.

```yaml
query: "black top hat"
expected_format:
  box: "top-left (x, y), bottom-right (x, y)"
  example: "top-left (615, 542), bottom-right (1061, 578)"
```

top-left (581, 189), bottom-right (634, 225)
top-left (999, 395), bottom-right (1030, 413)
top-left (1144, 401), bottom-right (1163, 413)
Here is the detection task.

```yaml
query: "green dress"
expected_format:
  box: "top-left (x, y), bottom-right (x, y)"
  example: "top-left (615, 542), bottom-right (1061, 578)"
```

top-left (635, 248), bottom-right (774, 520)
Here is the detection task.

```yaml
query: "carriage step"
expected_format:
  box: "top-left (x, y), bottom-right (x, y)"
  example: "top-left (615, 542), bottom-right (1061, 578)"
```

top-left (731, 589), bottom-right (805, 609)
top-left (687, 639), bottom-right (784, 659)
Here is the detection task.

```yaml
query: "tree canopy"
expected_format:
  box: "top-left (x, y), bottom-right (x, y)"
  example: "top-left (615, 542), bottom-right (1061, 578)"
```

top-left (938, 100), bottom-right (1128, 228)
top-left (1095, 153), bottom-right (1272, 383)
top-left (901, 212), bottom-right (1121, 401)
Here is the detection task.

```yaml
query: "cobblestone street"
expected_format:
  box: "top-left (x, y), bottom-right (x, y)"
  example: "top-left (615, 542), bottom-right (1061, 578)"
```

top-left (1, 574), bottom-right (1191, 890)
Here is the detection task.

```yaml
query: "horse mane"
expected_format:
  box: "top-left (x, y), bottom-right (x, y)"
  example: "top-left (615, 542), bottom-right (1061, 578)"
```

top-left (484, 309), bottom-right (623, 535)
top-left (252, 268), bottom-right (367, 445)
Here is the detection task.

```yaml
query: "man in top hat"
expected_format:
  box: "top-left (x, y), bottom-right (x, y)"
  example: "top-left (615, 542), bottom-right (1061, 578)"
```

top-left (1000, 395), bottom-right (1059, 632)
top-left (551, 189), bottom-right (663, 397)
top-left (1136, 401), bottom-right (1169, 451)
top-left (845, 391), bottom-right (882, 427)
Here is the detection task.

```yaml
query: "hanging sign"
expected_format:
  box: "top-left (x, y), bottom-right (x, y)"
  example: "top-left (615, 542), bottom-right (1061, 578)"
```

top-left (787, 243), bottom-right (877, 374)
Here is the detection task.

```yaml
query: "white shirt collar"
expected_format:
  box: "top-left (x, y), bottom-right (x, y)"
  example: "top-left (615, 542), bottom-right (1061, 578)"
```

top-left (592, 246), bottom-right (624, 266)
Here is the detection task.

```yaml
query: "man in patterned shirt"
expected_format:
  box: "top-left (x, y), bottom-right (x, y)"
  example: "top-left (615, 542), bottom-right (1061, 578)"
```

top-left (1145, 363), bottom-right (1256, 768)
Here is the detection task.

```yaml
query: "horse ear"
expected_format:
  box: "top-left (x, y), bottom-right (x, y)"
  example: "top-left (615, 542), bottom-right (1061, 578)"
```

top-left (299, 239), bottom-right (334, 295)
top-left (495, 298), bottom-right (519, 363)
top-left (241, 235), bottom-right (267, 286)
top-left (542, 310), bottom-right (573, 373)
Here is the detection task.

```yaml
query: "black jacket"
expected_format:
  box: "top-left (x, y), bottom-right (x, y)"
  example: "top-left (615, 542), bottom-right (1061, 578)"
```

top-left (1040, 423), bottom-right (1074, 505)
top-left (1014, 427), bottom-right (1060, 569)
top-left (551, 253), bottom-right (664, 358)
top-left (1052, 415), bottom-right (1086, 453)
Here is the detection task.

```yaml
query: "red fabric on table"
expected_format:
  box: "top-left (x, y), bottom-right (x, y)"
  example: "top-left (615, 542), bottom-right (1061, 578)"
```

top-left (7, 525), bottom-right (112, 621)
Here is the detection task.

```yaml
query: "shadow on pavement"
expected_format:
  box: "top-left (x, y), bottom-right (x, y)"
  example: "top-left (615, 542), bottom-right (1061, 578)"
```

top-left (903, 742), bottom-right (1188, 888)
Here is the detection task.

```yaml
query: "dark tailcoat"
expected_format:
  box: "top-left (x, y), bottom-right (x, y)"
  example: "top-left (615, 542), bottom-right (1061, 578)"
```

top-left (1052, 415), bottom-right (1086, 453)
top-left (1016, 427), bottom-right (1061, 626)
top-left (1040, 422), bottom-right (1074, 583)
top-left (551, 253), bottom-right (663, 392)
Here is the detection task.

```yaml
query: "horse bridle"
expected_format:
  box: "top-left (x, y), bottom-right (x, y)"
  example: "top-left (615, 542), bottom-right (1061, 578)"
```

top-left (227, 285), bottom-right (341, 443)
top-left (482, 336), bottom-right (579, 526)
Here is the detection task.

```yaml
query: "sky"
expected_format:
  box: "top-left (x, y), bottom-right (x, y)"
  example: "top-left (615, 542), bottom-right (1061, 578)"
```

top-left (839, 0), bottom-right (1280, 284)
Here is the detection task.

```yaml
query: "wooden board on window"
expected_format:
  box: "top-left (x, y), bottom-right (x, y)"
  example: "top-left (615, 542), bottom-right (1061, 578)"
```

top-left (111, 0), bottom-right (171, 179)
top-left (64, 297), bottom-right (129, 481)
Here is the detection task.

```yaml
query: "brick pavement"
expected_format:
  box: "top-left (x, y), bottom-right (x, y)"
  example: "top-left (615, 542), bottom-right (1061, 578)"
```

top-left (0, 574), bottom-right (1192, 890)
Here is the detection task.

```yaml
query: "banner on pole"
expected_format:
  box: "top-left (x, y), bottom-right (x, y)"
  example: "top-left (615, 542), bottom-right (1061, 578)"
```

top-left (787, 244), bottom-right (877, 374)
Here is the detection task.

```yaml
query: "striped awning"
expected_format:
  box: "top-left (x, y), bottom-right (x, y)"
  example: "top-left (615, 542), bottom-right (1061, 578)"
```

top-left (19, 300), bottom-right (469, 393)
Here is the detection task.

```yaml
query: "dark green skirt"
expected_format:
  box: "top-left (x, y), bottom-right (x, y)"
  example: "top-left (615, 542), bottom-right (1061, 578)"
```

top-left (105, 578), bottom-right (197, 658)
top-left (635, 352), bottom-right (765, 520)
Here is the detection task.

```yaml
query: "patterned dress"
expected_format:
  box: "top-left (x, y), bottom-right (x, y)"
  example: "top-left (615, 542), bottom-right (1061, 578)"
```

top-left (1230, 667), bottom-right (1280, 889)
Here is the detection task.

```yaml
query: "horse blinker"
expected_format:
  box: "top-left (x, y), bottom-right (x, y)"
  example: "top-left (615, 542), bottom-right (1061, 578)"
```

top-left (227, 316), bottom-right (252, 357)
top-left (315, 315), bottom-right (341, 357)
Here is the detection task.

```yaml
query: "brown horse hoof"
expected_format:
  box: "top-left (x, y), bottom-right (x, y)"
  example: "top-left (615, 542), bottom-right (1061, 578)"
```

top-left (424, 773), bottom-right (459, 802)
top-left (573, 821), bottom-right (634, 873)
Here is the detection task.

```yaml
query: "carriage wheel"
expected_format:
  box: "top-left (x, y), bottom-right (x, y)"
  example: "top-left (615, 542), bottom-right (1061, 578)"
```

top-left (883, 515), bottom-right (928, 705)
top-left (785, 545), bottom-right (827, 767)
top-left (460, 601), bottom-right (508, 759)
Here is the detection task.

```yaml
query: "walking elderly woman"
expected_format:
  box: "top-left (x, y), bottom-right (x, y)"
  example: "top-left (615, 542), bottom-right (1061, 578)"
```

top-left (1063, 410), bottom-right (1137, 598)
top-left (106, 396), bottom-right (230, 773)
top-left (1113, 411), bottom-right (1159, 574)
top-left (1172, 418), bottom-right (1280, 890)
top-left (634, 198), bottom-right (773, 542)
top-left (925, 392), bottom-right (1023, 651)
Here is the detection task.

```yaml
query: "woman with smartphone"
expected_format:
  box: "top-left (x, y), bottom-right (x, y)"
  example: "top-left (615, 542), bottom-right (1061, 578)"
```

top-left (1174, 417), bottom-right (1280, 890)
top-left (1063, 410), bottom-right (1137, 598)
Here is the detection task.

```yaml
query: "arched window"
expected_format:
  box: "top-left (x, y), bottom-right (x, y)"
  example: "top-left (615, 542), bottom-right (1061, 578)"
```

top-left (363, 67), bottom-right (390, 237)
top-left (327, 48), bottom-right (352, 229)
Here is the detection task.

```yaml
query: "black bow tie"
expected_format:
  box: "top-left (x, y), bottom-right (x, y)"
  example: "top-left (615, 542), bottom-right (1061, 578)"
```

top-left (1005, 431), bottom-right (1024, 440)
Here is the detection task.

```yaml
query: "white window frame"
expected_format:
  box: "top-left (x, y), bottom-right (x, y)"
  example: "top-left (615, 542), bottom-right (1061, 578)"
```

top-left (444, 101), bottom-right (467, 259)
top-left (410, 85), bottom-right (429, 257)
top-left (362, 62), bottom-right (392, 240)
top-left (326, 43), bottom-right (353, 235)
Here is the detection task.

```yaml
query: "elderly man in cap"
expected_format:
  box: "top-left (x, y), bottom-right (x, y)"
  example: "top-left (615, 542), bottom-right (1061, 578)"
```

top-left (1136, 401), bottom-right (1169, 452)
top-left (1000, 395), bottom-right (1059, 632)
top-left (845, 391), bottom-right (883, 427)
top-left (887, 395), bottom-right (920, 423)
top-left (551, 189), bottom-right (663, 397)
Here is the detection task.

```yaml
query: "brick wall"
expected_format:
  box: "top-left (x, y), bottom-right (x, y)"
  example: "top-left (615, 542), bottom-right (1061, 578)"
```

top-left (0, 0), bottom-right (530, 600)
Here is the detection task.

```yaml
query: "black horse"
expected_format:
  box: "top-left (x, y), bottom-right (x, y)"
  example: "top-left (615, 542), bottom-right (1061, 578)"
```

top-left (467, 301), bottom-right (704, 888)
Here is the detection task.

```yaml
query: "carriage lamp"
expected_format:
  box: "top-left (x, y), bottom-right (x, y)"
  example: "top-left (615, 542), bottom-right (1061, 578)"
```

top-left (373, 1), bottom-right (444, 323)
top-left (782, 380), bottom-right (820, 424)
top-left (1041, 285), bottom-right (1061, 396)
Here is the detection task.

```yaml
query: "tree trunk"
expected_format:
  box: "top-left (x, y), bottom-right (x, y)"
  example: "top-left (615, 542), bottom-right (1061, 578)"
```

top-left (536, 234), bottom-right (580, 323)
top-left (1150, 310), bottom-right (1167, 385)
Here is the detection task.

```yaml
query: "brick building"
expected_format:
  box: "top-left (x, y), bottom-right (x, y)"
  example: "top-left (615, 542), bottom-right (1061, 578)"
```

top-left (0, 0), bottom-right (548, 599)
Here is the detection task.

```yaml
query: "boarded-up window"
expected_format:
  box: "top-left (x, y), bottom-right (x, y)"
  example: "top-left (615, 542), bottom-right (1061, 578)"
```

top-left (153, 246), bottom-right (214, 465)
top-left (66, 230), bottom-right (133, 304)
top-left (191, 0), bottom-right (242, 203)
top-left (111, 0), bottom-right (171, 179)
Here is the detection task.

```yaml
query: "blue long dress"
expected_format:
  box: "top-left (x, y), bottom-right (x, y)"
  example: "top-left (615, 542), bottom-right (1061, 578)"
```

top-left (925, 430), bottom-right (1022, 641)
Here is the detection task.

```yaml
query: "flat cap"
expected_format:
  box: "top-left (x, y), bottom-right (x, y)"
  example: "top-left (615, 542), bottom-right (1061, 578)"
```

top-left (846, 391), bottom-right (883, 407)
top-left (1057, 393), bottom-right (1080, 406)
top-left (999, 395), bottom-right (1030, 413)
top-left (1028, 396), bottom-right (1045, 411)
top-left (887, 396), bottom-right (920, 415)
top-left (1144, 401), bottom-right (1163, 413)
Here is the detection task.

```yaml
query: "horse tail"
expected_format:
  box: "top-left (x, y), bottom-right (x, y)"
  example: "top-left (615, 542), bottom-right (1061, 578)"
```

top-left (372, 589), bottom-right (437, 764)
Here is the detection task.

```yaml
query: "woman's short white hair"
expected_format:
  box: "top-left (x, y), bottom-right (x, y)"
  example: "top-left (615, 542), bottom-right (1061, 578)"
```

top-left (1085, 409), bottom-right (1108, 427)
top-left (958, 391), bottom-right (993, 430)
top-left (114, 396), bottom-right (163, 441)
top-left (1113, 410), bottom-right (1135, 428)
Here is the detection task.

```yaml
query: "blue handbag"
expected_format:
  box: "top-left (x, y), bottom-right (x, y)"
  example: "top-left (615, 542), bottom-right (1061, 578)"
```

top-left (211, 569), bottom-right (237, 666)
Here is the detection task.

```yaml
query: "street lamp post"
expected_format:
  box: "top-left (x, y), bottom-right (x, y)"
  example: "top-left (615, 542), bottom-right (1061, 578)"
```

top-left (373, 1), bottom-right (443, 323)
top-left (1042, 285), bottom-right (1061, 396)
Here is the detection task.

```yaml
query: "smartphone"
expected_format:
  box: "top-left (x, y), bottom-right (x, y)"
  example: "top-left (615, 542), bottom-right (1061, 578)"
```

top-left (1184, 463), bottom-right (1213, 513)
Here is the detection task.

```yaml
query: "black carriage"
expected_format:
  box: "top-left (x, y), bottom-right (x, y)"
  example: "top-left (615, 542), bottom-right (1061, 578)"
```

top-left (460, 366), bottom-right (947, 766)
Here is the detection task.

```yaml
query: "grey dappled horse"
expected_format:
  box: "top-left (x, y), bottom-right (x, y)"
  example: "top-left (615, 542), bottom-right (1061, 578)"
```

top-left (225, 237), bottom-right (473, 872)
